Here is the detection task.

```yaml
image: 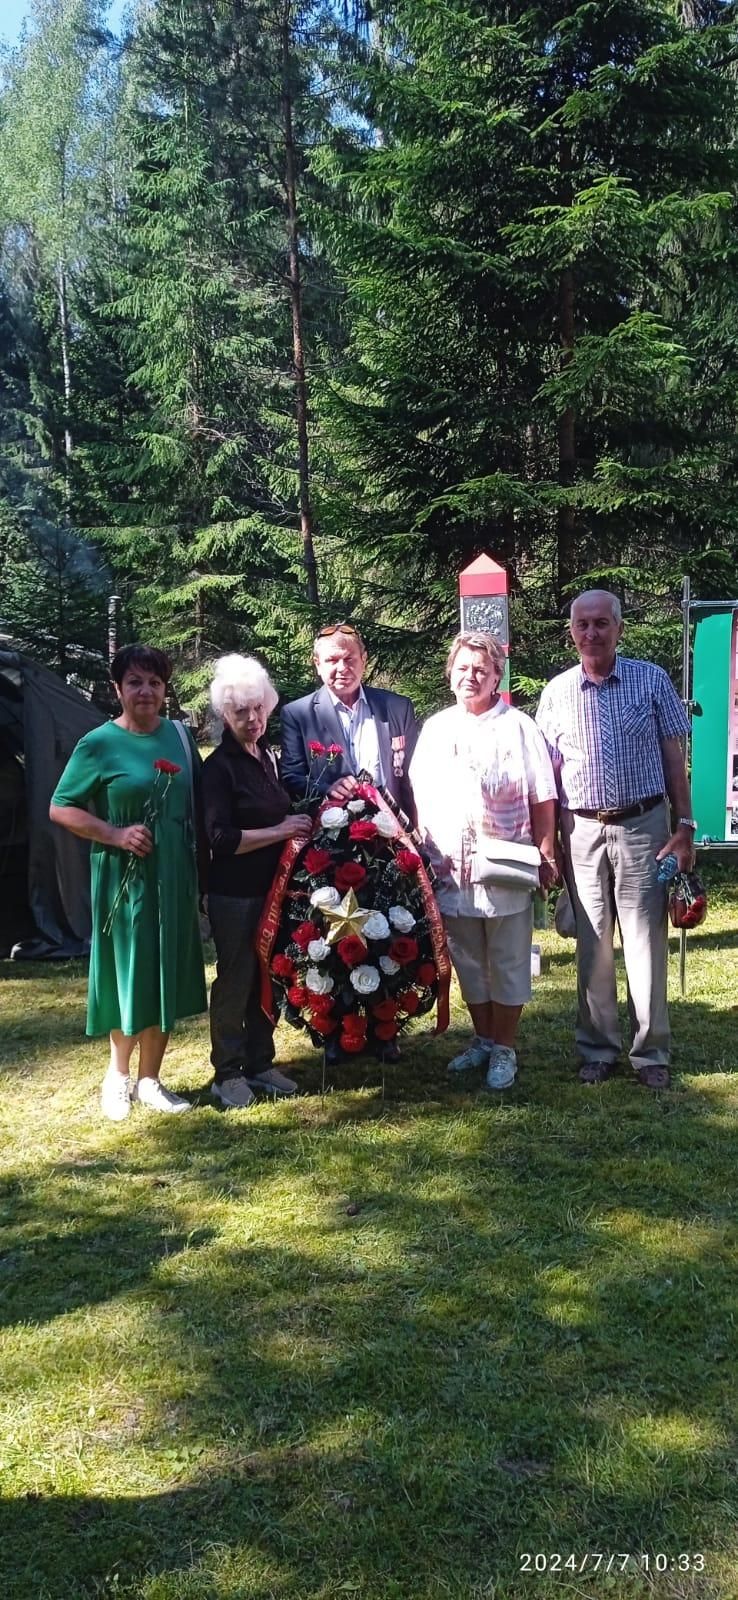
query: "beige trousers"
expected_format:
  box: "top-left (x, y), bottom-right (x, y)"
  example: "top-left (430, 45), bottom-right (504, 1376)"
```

top-left (561, 802), bottom-right (671, 1071)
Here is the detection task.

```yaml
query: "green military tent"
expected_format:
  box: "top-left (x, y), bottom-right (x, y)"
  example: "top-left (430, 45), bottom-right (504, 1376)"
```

top-left (0, 650), bottom-right (104, 959)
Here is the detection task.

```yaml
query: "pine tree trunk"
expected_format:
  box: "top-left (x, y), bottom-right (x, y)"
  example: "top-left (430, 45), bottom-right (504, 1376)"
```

top-left (281, 0), bottom-right (319, 610)
top-left (556, 263), bottom-right (577, 607)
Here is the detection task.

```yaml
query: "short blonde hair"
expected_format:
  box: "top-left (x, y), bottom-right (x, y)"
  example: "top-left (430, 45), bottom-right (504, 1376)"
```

top-left (209, 653), bottom-right (279, 719)
top-left (445, 630), bottom-right (506, 681)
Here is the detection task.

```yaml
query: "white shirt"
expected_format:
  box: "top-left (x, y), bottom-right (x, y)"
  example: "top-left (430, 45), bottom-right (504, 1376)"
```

top-left (329, 686), bottom-right (384, 785)
top-left (410, 700), bottom-right (556, 917)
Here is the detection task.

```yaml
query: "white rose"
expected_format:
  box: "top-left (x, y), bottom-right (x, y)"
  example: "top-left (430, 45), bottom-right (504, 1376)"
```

top-left (320, 806), bottom-right (349, 832)
top-left (380, 955), bottom-right (400, 976)
top-left (310, 886), bottom-right (341, 910)
top-left (389, 904), bottom-right (416, 932)
top-left (307, 938), bottom-right (330, 962)
top-left (347, 798), bottom-right (365, 814)
top-left (374, 810), bottom-right (398, 838)
top-left (306, 967), bottom-right (334, 995)
top-left (350, 964), bottom-right (381, 995)
top-left (363, 911), bottom-right (390, 941)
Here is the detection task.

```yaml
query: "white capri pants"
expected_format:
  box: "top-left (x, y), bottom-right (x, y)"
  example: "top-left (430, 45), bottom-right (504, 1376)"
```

top-left (443, 905), bottom-right (533, 1007)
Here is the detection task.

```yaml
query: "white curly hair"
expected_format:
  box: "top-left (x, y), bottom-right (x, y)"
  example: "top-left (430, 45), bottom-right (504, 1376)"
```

top-left (209, 653), bottom-right (279, 719)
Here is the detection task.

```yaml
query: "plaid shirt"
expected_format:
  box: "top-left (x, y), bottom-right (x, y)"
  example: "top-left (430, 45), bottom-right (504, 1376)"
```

top-left (536, 655), bottom-right (689, 811)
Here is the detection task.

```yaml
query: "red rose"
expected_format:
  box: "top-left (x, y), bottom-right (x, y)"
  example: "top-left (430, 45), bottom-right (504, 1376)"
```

top-left (396, 849), bottom-right (422, 875)
top-left (310, 1014), bottom-right (338, 1036)
top-left (374, 1021), bottom-right (399, 1041)
top-left (397, 990), bottom-right (420, 1015)
top-left (287, 984), bottom-right (308, 1008)
top-left (154, 758), bottom-right (182, 775)
top-left (303, 847), bottom-right (332, 875)
top-left (308, 992), bottom-right (334, 1015)
top-left (341, 1012), bottom-right (367, 1037)
top-left (372, 999), bottom-right (399, 1022)
top-left (271, 953), bottom-right (295, 979)
top-left (389, 936), bottom-right (419, 965)
top-left (335, 862), bottom-right (367, 892)
top-left (354, 783), bottom-right (376, 802)
top-left (337, 934), bottom-right (367, 967)
top-left (308, 741), bottom-right (326, 755)
top-left (349, 820), bottom-right (378, 842)
top-left (293, 921), bottom-right (321, 951)
top-left (340, 1033), bottom-right (365, 1053)
top-left (416, 961), bottom-right (436, 986)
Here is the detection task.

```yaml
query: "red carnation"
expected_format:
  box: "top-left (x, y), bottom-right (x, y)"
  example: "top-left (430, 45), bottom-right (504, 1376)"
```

top-left (416, 961), bottom-right (437, 986)
top-left (303, 847), bottom-right (332, 875)
top-left (397, 990), bottom-right (420, 1015)
top-left (154, 758), bottom-right (181, 775)
top-left (373, 998), bottom-right (400, 1022)
top-left (293, 921), bottom-right (321, 951)
top-left (337, 934), bottom-right (367, 967)
top-left (287, 984), bottom-right (308, 1008)
top-left (340, 1032), bottom-right (365, 1053)
top-left (354, 783), bottom-right (376, 801)
top-left (327, 743), bottom-right (343, 756)
top-left (396, 849), bottom-right (422, 876)
top-left (341, 1012), bottom-right (367, 1037)
top-left (308, 992), bottom-right (334, 1015)
top-left (374, 1021), bottom-right (399, 1041)
top-left (335, 862), bottom-right (367, 892)
top-left (389, 936), bottom-right (419, 965)
top-left (349, 819), bottom-right (378, 842)
top-left (308, 740), bottom-right (326, 755)
top-left (310, 1014), bottom-right (338, 1036)
top-left (271, 953), bottom-right (295, 979)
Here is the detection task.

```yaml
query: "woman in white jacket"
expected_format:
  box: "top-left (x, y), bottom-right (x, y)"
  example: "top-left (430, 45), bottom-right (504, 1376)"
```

top-left (410, 632), bottom-right (557, 1089)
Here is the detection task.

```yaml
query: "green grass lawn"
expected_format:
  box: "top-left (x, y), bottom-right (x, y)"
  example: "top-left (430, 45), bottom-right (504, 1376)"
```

top-left (2, 880), bottom-right (738, 1600)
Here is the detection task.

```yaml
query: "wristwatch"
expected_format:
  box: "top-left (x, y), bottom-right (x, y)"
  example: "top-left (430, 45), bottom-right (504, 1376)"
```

top-left (677, 817), bottom-right (697, 830)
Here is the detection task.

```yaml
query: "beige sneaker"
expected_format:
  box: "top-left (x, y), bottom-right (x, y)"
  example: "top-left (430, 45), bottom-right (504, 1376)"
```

top-left (133, 1078), bottom-right (192, 1113)
top-left (101, 1069), bottom-right (132, 1121)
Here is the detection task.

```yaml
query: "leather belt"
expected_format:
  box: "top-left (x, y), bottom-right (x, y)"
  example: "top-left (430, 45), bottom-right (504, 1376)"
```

top-left (572, 794), bottom-right (665, 824)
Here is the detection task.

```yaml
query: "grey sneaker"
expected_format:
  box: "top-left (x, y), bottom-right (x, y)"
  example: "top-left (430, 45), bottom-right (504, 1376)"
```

top-left (486, 1045), bottom-right (518, 1090)
top-left (211, 1076), bottom-right (257, 1110)
top-left (245, 1066), bottom-right (298, 1098)
top-left (447, 1037), bottom-right (493, 1073)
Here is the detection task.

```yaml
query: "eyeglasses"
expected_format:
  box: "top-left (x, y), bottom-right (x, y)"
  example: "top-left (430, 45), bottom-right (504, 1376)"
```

top-left (315, 622), bottom-right (361, 639)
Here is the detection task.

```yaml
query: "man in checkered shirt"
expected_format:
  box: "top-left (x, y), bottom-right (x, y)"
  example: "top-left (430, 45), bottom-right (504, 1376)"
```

top-left (536, 591), bottom-right (695, 1090)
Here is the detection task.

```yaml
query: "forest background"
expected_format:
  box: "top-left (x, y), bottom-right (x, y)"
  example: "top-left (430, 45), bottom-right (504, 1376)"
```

top-left (1, 0), bottom-right (737, 720)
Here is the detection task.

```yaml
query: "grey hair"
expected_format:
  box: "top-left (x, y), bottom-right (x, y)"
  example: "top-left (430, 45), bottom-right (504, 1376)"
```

top-left (445, 630), bottom-right (506, 681)
top-left (209, 653), bottom-right (279, 718)
top-left (570, 590), bottom-right (622, 624)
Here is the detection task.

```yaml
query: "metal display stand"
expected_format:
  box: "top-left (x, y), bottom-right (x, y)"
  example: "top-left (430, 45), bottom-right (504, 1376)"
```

top-left (679, 577), bottom-right (738, 993)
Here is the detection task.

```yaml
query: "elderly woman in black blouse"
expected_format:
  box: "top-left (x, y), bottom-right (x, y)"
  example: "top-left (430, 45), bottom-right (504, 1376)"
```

top-left (203, 654), bottom-right (312, 1109)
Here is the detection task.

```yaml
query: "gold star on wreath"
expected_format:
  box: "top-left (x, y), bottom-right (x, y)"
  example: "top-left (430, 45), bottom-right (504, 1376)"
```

top-left (322, 888), bottom-right (373, 946)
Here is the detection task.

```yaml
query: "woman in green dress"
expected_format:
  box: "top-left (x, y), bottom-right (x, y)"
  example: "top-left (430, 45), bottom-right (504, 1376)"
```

top-left (50, 644), bottom-right (207, 1120)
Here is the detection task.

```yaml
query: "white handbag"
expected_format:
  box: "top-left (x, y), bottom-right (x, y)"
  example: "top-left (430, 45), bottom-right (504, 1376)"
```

top-left (475, 839), bottom-right (541, 892)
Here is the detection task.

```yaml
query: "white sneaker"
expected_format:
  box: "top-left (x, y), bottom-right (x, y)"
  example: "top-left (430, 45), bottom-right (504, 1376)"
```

top-left (133, 1078), bottom-right (192, 1114)
top-left (101, 1070), bottom-right (132, 1121)
top-left (211, 1077), bottom-right (257, 1110)
top-left (447, 1037), bottom-right (493, 1073)
top-left (486, 1045), bottom-right (518, 1090)
top-left (245, 1066), bottom-right (298, 1098)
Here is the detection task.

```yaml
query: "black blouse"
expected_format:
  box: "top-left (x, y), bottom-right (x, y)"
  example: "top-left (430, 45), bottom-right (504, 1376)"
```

top-left (202, 728), bottom-right (291, 898)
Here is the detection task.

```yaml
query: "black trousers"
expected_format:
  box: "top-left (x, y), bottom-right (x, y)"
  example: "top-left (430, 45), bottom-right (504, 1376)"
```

top-left (208, 894), bottom-right (275, 1083)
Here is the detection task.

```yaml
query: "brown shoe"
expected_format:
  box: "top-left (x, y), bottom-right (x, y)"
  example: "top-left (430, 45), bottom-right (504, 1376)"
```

top-left (634, 1064), bottom-right (671, 1090)
top-left (578, 1061), bottom-right (618, 1085)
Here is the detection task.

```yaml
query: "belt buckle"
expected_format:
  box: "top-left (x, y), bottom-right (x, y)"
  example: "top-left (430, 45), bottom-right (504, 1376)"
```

top-left (597, 807), bottom-right (617, 823)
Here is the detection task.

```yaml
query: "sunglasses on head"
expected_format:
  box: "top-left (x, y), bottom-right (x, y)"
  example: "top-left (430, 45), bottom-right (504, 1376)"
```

top-left (315, 622), bottom-right (361, 639)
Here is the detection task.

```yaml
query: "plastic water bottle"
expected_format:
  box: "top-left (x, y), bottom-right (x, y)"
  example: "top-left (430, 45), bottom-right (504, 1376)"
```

top-left (656, 852), bottom-right (678, 884)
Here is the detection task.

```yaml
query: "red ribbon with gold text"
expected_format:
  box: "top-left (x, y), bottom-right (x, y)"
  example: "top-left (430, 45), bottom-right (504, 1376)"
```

top-left (256, 786), bottom-right (451, 1033)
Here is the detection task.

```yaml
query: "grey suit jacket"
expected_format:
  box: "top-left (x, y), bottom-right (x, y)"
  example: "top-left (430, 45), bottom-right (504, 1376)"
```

top-left (280, 684), bottom-right (418, 820)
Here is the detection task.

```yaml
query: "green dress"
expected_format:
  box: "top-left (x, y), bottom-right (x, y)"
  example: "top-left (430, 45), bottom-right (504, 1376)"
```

top-left (52, 719), bottom-right (207, 1037)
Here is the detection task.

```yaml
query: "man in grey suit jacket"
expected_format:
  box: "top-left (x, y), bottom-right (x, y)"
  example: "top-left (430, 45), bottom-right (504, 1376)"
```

top-left (281, 623), bottom-right (418, 821)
